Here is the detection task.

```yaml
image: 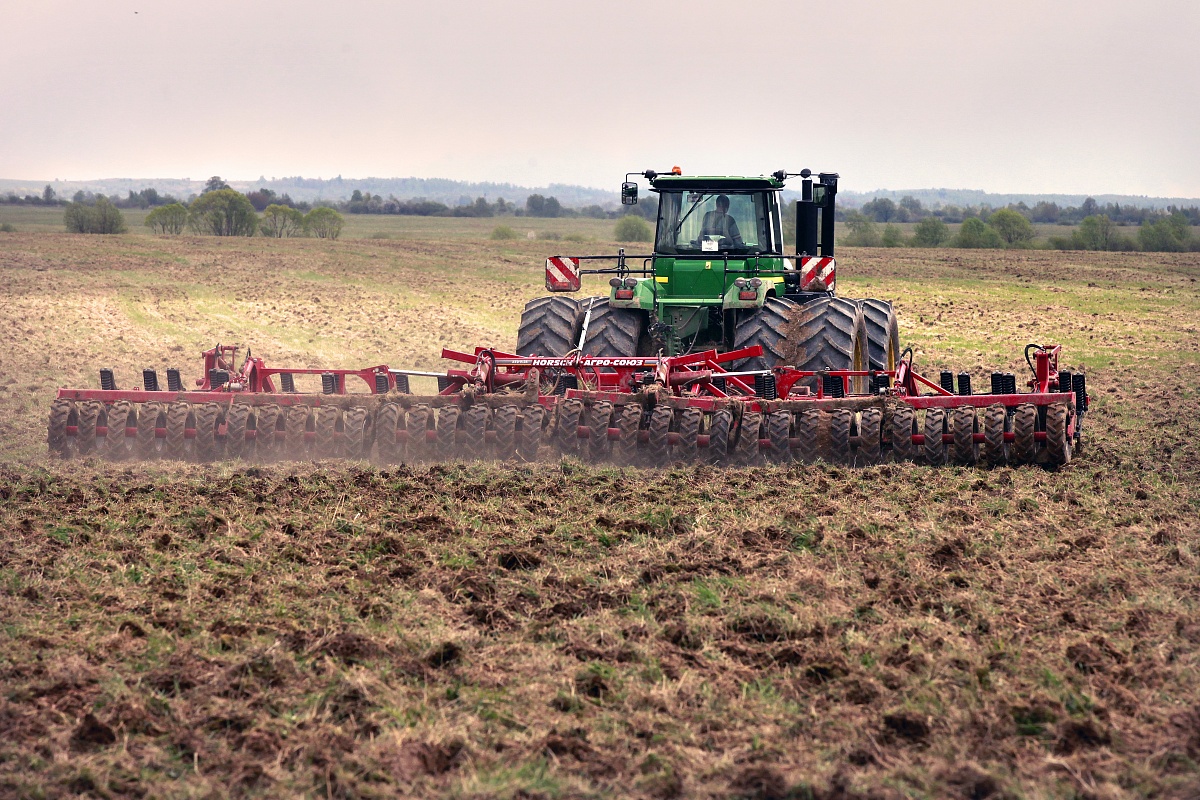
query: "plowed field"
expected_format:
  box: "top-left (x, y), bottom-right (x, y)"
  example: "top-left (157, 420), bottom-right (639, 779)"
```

top-left (1, 232), bottom-right (1199, 799)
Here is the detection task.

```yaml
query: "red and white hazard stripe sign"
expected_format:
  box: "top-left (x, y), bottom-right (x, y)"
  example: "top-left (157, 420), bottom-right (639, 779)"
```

top-left (545, 257), bottom-right (581, 292)
top-left (798, 256), bottom-right (836, 292)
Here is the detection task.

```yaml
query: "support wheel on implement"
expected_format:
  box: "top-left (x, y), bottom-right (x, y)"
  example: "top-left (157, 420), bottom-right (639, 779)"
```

top-left (1045, 402), bottom-right (1071, 468)
top-left (735, 410), bottom-right (763, 466)
top-left (950, 406), bottom-right (978, 466)
top-left (373, 403), bottom-right (403, 463)
top-left (890, 404), bottom-right (915, 463)
top-left (828, 408), bottom-right (851, 465)
top-left (923, 407), bottom-right (945, 466)
top-left (706, 408), bottom-right (732, 465)
top-left (460, 405), bottom-right (489, 460)
top-left (674, 408), bottom-right (702, 464)
top-left (555, 399), bottom-right (584, 458)
top-left (48, 399), bottom-right (73, 458)
top-left (795, 409), bottom-right (821, 465)
top-left (766, 410), bottom-right (791, 463)
top-left (314, 406), bottom-right (342, 460)
top-left (164, 402), bottom-right (190, 461)
top-left (587, 402), bottom-right (614, 462)
top-left (343, 406), bottom-right (371, 460)
top-left (435, 406), bottom-right (461, 461)
top-left (137, 401), bottom-right (163, 460)
top-left (103, 400), bottom-right (135, 461)
top-left (194, 402), bottom-right (222, 462)
top-left (406, 404), bottom-right (431, 462)
top-left (1011, 404), bottom-right (1037, 466)
top-left (76, 401), bottom-right (101, 458)
top-left (286, 406), bottom-right (311, 460)
top-left (225, 403), bottom-right (252, 461)
top-left (857, 406), bottom-right (883, 466)
top-left (492, 405), bottom-right (518, 460)
top-left (255, 404), bottom-right (281, 462)
top-left (517, 404), bottom-right (545, 462)
top-left (646, 405), bottom-right (673, 466)
top-left (615, 404), bottom-right (643, 466)
top-left (982, 404), bottom-right (1007, 467)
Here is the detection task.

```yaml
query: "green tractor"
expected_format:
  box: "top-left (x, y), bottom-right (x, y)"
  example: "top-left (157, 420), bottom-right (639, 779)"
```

top-left (517, 168), bottom-right (900, 390)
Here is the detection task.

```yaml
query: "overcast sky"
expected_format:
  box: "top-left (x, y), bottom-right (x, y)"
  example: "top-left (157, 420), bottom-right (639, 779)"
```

top-left (1, 0), bottom-right (1196, 196)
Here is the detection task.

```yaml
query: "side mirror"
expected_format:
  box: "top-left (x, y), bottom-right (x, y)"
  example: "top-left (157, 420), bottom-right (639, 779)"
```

top-left (621, 182), bottom-right (638, 205)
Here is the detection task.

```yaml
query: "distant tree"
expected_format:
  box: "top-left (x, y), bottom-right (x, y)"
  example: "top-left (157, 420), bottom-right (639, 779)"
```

top-left (899, 195), bottom-right (924, 218)
top-left (72, 190), bottom-right (87, 204)
top-left (188, 189), bottom-right (258, 236)
top-left (1030, 201), bottom-right (1060, 223)
top-left (1138, 213), bottom-right (1194, 252)
top-left (525, 194), bottom-right (545, 216)
top-left (1080, 197), bottom-right (1099, 217)
top-left (861, 197), bottom-right (898, 222)
top-left (987, 209), bottom-right (1035, 246)
top-left (245, 188), bottom-right (277, 212)
top-left (1074, 215), bottom-right (1129, 251)
top-left (64, 196), bottom-right (126, 234)
top-left (304, 207), bottom-right (344, 239)
top-left (350, 189), bottom-right (364, 203)
top-left (881, 223), bottom-right (907, 247)
top-left (472, 197), bottom-right (493, 217)
top-left (953, 217), bottom-right (1004, 249)
top-left (43, 185), bottom-right (56, 203)
top-left (144, 203), bottom-right (189, 234)
top-left (204, 176), bottom-right (231, 194)
top-left (614, 214), bottom-right (652, 242)
top-left (260, 204), bottom-right (305, 238)
top-left (842, 212), bottom-right (881, 247)
top-left (911, 217), bottom-right (949, 247)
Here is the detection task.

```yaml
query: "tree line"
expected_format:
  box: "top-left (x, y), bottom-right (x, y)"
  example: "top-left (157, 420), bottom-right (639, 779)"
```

top-left (835, 208), bottom-right (1199, 252)
top-left (63, 177), bottom-right (345, 239)
top-left (340, 189), bottom-right (657, 221)
top-left (849, 194), bottom-right (1200, 227)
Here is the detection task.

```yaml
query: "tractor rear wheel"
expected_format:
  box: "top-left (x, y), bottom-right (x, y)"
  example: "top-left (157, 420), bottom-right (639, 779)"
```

top-left (732, 297), bottom-right (799, 370)
top-left (517, 296), bottom-right (583, 356)
top-left (788, 297), bottom-right (870, 394)
top-left (859, 299), bottom-right (901, 372)
top-left (580, 303), bottom-right (648, 359)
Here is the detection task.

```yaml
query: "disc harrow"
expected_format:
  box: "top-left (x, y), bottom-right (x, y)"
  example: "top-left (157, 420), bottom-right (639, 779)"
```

top-left (47, 342), bottom-right (1088, 469)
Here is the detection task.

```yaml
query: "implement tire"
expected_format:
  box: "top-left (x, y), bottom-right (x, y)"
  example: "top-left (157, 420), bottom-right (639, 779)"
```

top-left (789, 297), bottom-right (870, 394)
top-left (1011, 404), bottom-right (1037, 466)
top-left (1045, 402), bottom-right (1071, 468)
top-left (795, 409), bottom-right (821, 465)
top-left (674, 407), bottom-right (701, 464)
top-left (374, 403), bottom-right (403, 463)
top-left (76, 401), bottom-right (101, 458)
top-left (923, 407), bottom-right (946, 466)
top-left (493, 405), bottom-right (518, 460)
top-left (193, 402), bottom-right (221, 462)
top-left (517, 404), bottom-right (545, 462)
top-left (859, 299), bottom-right (901, 372)
top-left (857, 406), bottom-right (883, 466)
top-left (460, 405), bottom-right (489, 460)
top-left (735, 410), bottom-right (762, 466)
top-left (517, 296), bottom-right (583, 356)
top-left (164, 402), bottom-right (190, 461)
top-left (766, 410), bottom-right (791, 463)
top-left (982, 403), bottom-right (1007, 467)
top-left (890, 404), bottom-right (915, 463)
top-left (587, 401), bottom-right (614, 462)
top-left (615, 404), bottom-right (643, 466)
top-left (136, 401), bottom-right (163, 460)
top-left (406, 404), bottom-right (431, 463)
top-left (435, 406), bottom-right (461, 461)
top-left (706, 409), bottom-right (732, 465)
top-left (255, 404), bottom-right (281, 462)
top-left (733, 297), bottom-right (799, 370)
top-left (48, 399), bottom-right (73, 458)
top-left (225, 403), bottom-right (252, 461)
top-left (343, 406), bottom-right (370, 460)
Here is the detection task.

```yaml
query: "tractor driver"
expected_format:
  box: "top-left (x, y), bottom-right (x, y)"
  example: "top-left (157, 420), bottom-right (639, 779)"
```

top-left (700, 194), bottom-right (744, 246)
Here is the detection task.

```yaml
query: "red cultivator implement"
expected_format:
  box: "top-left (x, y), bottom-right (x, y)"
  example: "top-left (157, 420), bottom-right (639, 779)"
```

top-left (48, 341), bottom-right (1087, 468)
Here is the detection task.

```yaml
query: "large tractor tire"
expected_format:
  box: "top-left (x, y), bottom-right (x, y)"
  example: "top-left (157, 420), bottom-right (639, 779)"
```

top-left (859, 299), bottom-right (901, 372)
top-left (732, 296), bottom-right (800, 370)
top-left (516, 296), bottom-right (584, 356)
top-left (789, 297), bottom-right (870, 394)
top-left (580, 302), bottom-right (649, 358)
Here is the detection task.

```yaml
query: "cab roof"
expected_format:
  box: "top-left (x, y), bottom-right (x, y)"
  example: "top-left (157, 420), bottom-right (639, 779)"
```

top-left (649, 175), bottom-right (784, 192)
